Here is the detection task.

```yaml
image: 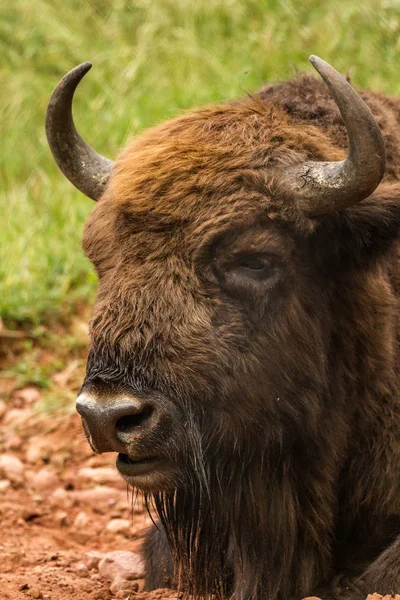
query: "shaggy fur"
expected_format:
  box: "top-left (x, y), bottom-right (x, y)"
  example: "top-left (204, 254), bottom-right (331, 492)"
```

top-left (81, 73), bottom-right (400, 599)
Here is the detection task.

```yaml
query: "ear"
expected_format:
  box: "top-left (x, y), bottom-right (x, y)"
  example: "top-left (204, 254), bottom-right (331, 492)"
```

top-left (310, 182), bottom-right (400, 272)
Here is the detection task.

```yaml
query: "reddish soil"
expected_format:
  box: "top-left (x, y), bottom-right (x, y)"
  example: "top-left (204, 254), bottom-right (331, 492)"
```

top-left (0, 360), bottom-right (396, 600)
top-left (0, 396), bottom-right (160, 600)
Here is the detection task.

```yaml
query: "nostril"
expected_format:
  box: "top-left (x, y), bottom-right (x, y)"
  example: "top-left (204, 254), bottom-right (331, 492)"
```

top-left (116, 405), bottom-right (154, 435)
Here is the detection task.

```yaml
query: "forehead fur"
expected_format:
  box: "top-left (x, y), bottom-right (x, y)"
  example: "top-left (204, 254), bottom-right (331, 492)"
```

top-left (104, 95), bottom-right (345, 226)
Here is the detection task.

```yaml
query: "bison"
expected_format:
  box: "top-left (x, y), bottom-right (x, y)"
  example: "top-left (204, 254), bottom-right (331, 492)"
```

top-left (46, 56), bottom-right (400, 599)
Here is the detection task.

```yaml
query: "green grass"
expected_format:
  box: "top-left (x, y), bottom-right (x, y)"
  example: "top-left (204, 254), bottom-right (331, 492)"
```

top-left (2, 0), bottom-right (400, 325)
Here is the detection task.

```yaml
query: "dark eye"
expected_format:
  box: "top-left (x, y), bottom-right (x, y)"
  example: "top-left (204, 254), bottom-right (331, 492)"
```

top-left (230, 254), bottom-right (277, 282)
top-left (212, 251), bottom-right (282, 294)
top-left (238, 256), bottom-right (271, 273)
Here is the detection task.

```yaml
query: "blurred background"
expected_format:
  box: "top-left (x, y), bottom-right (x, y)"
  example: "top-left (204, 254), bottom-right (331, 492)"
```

top-left (1, 0), bottom-right (400, 397)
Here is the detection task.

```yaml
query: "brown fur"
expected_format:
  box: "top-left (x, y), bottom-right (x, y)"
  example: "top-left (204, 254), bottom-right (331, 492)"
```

top-left (81, 74), bottom-right (400, 599)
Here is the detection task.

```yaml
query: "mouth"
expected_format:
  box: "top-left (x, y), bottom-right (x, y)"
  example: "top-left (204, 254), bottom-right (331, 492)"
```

top-left (116, 453), bottom-right (178, 491)
top-left (116, 453), bottom-right (160, 476)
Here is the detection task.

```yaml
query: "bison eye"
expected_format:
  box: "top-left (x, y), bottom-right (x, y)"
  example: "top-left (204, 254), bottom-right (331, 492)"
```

top-left (230, 254), bottom-right (278, 282)
top-left (238, 255), bottom-right (271, 273)
top-left (213, 252), bottom-right (282, 294)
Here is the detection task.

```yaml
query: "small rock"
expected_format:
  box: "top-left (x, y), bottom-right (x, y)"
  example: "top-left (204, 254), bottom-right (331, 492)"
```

top-left (84, 551), bottom-right (105, 570)
top-left (0, 453), bottom-right (24, 484)
top-left (50, 452), bottom-right (69, 469)
top-left (12, 386), bottom-right (40, 408)
top-left (75, 562), bottom-right (89, 578)
top-left (110, 575), bottom-right (139, 594)
top-left (19, 583), bottom-right (29, 591)
top-left (49, 488), bottom-right (73, 509)
top-left (25, 438), bottom-right (53, 464)
top-left (27, 587), bottom-right (42, 599)
top-left (28, 468), bottom-right (59, 492)
top-left (98, 550), bottom-right (144, 582)
top-left (54, 510), bottom-right (68, 526)
top-left (3, 408), bottom-right (30, 425)
top-left (17, 517), bottom-right (28, 527)
top-left (5, 435), bottom-right (23, 450)
top-left (77, 466), bottom-right (120, 484)
top-left (366, 597), bottom-right (400, 600)
top-left (71, 486), bottom-right (121, 504)
top-left (106, 518), bottom-right (131, 534)
top-left (0, 479), bottom-right (11, 493)
top-left (73, 511), bottom-right (90, 528)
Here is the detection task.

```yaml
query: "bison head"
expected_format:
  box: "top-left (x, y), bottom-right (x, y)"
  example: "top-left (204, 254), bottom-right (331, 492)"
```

top-left (46, 57), bottom-right (390, 598)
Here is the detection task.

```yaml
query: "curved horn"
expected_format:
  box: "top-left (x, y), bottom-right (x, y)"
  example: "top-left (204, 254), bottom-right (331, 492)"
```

top-left (284, 56), bottom-right (386, 216)
top-left (45, 63), bottom-right (114, 201)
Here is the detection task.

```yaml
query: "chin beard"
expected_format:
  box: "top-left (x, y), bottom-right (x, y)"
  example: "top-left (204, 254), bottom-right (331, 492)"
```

top-left (144, 437), bottom-right (304, 600)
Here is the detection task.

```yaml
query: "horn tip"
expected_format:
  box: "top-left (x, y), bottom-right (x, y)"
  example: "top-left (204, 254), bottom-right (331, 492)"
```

top-left (308, 55), bottom-right (338, 83)
top-left (76, 61), bottom-right (93, 76)
top-left (58, 62), bottom-right (93, 90)
top-left (309, 55), bottom-right (326, 70)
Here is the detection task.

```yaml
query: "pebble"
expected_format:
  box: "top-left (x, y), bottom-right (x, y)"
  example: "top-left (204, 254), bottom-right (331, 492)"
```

top-left (75, 562), bottom-right (89, 578)
top-left (84, 550), bottom-right (105, 570)
top-left (109, 575), bottom-right (139, 594)
top-left (366, 596), bottom-right (400, 600)
top-left (0, 453), bottom-right (24, 484)
top-left (0, 479), bottom-right (11, 493)
top-left (106, 518), bottom-right (131, 534)
top-left (12, 386), bottom-right (40, 408)
top-left (71, 485), bottom-right (121, 504)
top-left (27, 587), bottom-right (42, 599)
top-left (3, 408), bottom-right (30, 425)
top-left (28, 468), bottom-right (59, 492)
top-left (25, 438), bottom-right (53, 464)
top-left (4, 435), bottom-right (23, 450)
top-left (49, 487), bottom-right (73, 509)
top-left (19, 583), bottom-right (29, 591)
top-left (73, 511), bottom-right (90, 528)
top-left (50, 452), bottom-right (69, 469)
top-left (78, 466), bottom-right (120, 484)
top-left (98, 550), bottom-right (144, 582)
top-left (54, 510), bottom-right (68, 526)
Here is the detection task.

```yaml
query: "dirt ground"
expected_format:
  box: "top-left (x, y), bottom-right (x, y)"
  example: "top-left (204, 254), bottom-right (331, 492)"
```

top-left (0, 389), bottom-right (162, 600)
top-left (0, 334), bottom-right (397, 600)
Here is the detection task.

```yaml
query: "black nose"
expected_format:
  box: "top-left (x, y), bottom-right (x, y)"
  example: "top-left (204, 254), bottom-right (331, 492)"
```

top-left (76, 390), bottom-right (160, 453)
